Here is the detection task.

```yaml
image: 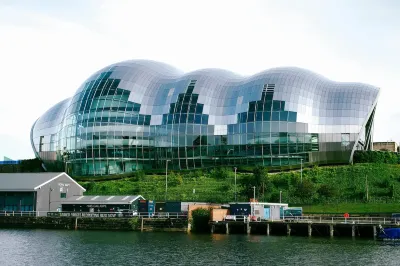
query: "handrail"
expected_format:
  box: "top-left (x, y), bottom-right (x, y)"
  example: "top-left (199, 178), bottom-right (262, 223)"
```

top-left (0, 210), bottom-right (188, 218)
top-left (222, 215), bottom-right (399, 225)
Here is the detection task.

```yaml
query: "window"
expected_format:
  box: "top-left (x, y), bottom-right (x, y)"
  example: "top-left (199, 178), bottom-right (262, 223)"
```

top-left (39, 136), bottom-right (44, 152)
top-left (341, 133), bottom-right (350, 147)
top-left (60, 193), bottom-right (67, 198)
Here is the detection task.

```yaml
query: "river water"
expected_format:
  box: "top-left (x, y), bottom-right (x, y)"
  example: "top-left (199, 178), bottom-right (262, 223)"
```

top-left (0, 229), bottom-right (399, 266)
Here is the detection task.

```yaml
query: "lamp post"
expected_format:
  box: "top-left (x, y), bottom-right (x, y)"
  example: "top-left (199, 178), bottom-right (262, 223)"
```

top-left (227, 149), bottom-right (234, 165)
top-left (48, 187), bottom-right (53, 212)
top-left (252, 186), bottom-right (256, 216)
top-left (165, 159), bottom-right (171, 201)
top-left (280, 190), bottom-right (282, 203)
top-left (65, 161), bottom-right (70, 174)
top-left (234, 167), bottom-right (237, 202)
top-left (300, 159), bottom-right (303, 183)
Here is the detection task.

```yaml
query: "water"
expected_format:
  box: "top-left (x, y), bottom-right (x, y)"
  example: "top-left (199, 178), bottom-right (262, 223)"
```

top-left (0, 229), bottom-right (399, 266)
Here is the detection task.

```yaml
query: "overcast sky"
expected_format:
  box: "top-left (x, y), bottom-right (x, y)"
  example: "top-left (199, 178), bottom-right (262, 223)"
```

top-left (0, 0), bottom-right (399, 160)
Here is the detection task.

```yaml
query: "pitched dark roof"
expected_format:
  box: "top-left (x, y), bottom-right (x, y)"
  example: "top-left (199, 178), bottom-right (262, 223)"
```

top-left (0, 172), bottom-right (85, 191)
top-left (62, 195), bottom-right (144, 205)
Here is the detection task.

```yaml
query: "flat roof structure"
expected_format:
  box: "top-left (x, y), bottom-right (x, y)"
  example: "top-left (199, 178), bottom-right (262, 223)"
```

top-left (62, 195), bottom-right (145, 205)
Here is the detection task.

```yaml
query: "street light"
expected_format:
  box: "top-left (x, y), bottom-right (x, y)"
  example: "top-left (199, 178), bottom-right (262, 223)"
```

top-left (165, 159), bottom-right (171, 201)
top-left (65, 161), bottom-right (70, 174)
top-left (227, 149), bottom-right (234, 165)
top-left (48, 187), bottom-right (53, 212)
top-left (234, 167), bottom-right (237, 202)
top-left (280, 190), bottom-right (282, 203)
top-left (252, 186), bottom-right (256, 216)
top-left (300, 159), bottom-right (303, 183)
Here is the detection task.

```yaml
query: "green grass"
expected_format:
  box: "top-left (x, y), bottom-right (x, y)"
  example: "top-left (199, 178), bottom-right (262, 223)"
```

top-left (79, 163), bottom-right (400, 212)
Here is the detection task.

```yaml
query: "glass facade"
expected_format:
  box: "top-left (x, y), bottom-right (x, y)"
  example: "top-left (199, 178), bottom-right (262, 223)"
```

top-left (31, 60), bottom-right (380, 176)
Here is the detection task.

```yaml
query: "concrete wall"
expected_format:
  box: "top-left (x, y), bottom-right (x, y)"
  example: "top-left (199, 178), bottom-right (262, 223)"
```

top-left (36, 174), bottom-right (84, 215)
top-left (373, 142), bottom-right (398, 152)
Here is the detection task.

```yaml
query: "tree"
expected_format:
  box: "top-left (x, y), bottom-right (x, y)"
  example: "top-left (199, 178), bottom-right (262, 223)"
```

top-left (245, 165), bottom-right (272, 201)
top-left (317, 184), bottom-right (336, 199)
top-left (293, 179), bottom-right (315, 203)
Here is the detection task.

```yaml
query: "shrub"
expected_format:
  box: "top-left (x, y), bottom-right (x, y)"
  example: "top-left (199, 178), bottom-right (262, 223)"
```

top-left (129, 217), bottom-right (140, 230)
top-left (191, 208), bottom-right (211, 233)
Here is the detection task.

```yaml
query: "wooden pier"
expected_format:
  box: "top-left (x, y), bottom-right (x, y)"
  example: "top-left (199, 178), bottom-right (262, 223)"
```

top-left (210, 216), bottom-right (400, 238)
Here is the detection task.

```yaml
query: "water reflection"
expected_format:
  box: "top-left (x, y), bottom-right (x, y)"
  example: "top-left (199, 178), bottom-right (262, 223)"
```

top-left (0, 229), bottom-right (399, 266)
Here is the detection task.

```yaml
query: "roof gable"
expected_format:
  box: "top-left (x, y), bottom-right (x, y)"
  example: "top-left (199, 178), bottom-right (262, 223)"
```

top-left (0, 172), bottom-right (86, 192)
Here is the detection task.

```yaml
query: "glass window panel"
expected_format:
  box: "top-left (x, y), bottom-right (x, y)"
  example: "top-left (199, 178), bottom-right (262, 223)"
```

top-left (195, 104), bottom-right (203, 114)
top-left (280, 111), bottom-right (288, 121)
top-left (249, 102), bottom-right (256, 112)
top-left (256, 112), bottom-right (263, 121)
top-left (272, 101), bottom-right (281, 111)
top-left (272, 112), bottom-right (280, 121)
top-left (263, 111), bottom-right (271, 121)
top-left (248, 112), bottom-right (255, 122)
top-left (288, 111), bottom-right (297, 122)
top-left (256, 101), bottom-right (264, 112)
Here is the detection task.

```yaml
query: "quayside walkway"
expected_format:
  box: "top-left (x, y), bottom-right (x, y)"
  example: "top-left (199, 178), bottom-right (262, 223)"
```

top-left (210, 216), bottom-right (400, 238)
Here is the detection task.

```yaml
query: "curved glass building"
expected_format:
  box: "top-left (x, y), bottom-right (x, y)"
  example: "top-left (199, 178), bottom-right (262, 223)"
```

top-left (31, 60), bottom-right (379, 176)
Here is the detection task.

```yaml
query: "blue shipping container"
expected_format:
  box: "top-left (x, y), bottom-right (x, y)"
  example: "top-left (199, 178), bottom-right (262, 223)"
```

top-left (229, 204), bottom-right (251, 216)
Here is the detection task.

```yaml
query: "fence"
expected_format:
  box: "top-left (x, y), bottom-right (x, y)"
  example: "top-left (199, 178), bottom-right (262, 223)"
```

top-left (222, 214), bottom-right (399, 225)
top-left (0, 211), bottom-right (36, 217)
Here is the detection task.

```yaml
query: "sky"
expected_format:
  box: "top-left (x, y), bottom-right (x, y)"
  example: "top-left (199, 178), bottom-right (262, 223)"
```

top-left (0, 0), bottom-right (399, 159)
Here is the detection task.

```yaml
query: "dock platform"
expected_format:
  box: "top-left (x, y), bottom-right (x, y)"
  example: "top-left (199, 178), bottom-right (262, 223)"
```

top-left (210, 216), bottom-right (400, 238)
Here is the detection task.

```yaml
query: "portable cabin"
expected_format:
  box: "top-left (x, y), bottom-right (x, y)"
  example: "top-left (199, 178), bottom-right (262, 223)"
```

top-left (138, 199), bottom-right (155, 215)
top-left (261, 203), bottom-right (289, 220)
top-left (281, 207), bottom-right (303, 218)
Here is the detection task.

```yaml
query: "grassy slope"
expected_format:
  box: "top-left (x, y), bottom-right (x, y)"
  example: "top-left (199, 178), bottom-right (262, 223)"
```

top-left (79, 163), bottom-right (400, 213)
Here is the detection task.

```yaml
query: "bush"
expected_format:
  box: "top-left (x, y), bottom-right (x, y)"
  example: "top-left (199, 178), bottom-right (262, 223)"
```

top-left (209, 167), bottom-right (232, 179)
top-left (129, 217), bottom-right (140, 230)
top-left (190, 208), bottom-right (211, 233)
top-left (353, 150), bottom-right (399, 164)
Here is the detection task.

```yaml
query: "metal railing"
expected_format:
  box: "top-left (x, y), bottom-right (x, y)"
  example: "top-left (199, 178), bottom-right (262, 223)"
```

top-left (0, 210), bottom-right (189, 218)
top-left (47, 211), bottom-right (188, 219)
top-left (281, 216), bottom-right (400, 225)
top-left (222, 215), bottom-right (400, 225)
top-left (0, 211), bottom-right (36, 217)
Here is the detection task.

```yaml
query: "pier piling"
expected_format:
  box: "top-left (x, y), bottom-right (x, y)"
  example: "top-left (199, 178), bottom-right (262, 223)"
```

top-left (225, 223), bottom-right (229, 234)
top-left (373, 226), bottom-right (376, 239)
top-left (308, 223), bottom-right (312, 237)
top-left (330, 224), bottom-right (334, 237)
top-left (287, 224), bottom-right (291, 236)
top-left (266, 223), bottom-right (270, 235)
top-left (246, 222), bottom-right (251, 234)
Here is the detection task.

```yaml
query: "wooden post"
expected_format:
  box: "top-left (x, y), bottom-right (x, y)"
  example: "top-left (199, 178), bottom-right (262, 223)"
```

top-left (352, 225), bottom-right (355, 237)
top-left (308, 223), bottom-right (312, 237)
top-left (75, 217), bottom-right (78, 230)
top-left (211, 224), bottom-right (215, 234)
top-left (141, 218), bottom-right (144, 232)
top-left (266, 223), bottom-right (270, 236)
top-left (287, 224), bottom-right (291, 236)
top-left (373, 225), bottom-right (376, 239)
top-left (246, 222), bottom-right (251, 234)
top-left (330, 224), bottom-right (334, 237)
top-left (187, 222), bottom-right (191, 233)
top-left (225, 223), bottom-right (229, 235)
